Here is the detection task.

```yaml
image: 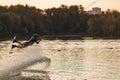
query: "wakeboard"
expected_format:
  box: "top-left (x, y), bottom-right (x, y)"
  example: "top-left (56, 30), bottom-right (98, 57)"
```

top-left (9, 36), bottom-right (16, 54)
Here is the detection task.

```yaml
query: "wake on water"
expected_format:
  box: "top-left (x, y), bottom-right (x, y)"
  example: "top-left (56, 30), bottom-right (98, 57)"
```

top-left (0, 44), bottom-right (51, 80)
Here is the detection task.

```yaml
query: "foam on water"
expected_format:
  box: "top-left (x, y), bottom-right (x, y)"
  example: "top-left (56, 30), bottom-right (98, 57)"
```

top-left (0, 44), bottom-right (51, 80)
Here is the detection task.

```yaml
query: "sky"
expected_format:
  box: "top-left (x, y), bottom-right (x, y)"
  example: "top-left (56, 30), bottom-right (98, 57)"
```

top-left (0, 0), bottom-right (120, 11)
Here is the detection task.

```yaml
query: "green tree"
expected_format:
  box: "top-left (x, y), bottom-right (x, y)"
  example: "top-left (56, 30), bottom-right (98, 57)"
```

top-left (87, 16), bottom-right (103, 37)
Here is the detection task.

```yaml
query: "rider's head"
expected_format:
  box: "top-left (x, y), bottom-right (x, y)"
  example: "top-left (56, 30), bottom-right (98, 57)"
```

top-left (33, 33), bottom-right (39, 38)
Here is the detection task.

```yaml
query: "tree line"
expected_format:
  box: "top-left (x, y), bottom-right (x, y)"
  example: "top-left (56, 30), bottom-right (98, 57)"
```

top-left (0, 4), bottom-right (119, 40)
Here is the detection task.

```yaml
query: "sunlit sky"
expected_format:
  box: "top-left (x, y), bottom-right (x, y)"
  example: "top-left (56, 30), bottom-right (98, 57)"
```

top-left (0, 0), bottom-right (120, 11)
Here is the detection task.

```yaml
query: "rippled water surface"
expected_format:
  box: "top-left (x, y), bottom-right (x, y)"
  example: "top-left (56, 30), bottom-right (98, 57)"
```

top-left (0, 40), bottom-right (120, 80)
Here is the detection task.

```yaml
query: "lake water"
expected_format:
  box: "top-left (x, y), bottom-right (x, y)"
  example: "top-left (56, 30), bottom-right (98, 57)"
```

top-left (0, 40), bottom-right (120, 80)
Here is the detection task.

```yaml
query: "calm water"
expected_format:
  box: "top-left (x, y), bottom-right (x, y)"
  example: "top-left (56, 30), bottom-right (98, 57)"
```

top-left (41, 40), bottom-right (120, 80)
top-left (0, 40), bottom-right (120, 80)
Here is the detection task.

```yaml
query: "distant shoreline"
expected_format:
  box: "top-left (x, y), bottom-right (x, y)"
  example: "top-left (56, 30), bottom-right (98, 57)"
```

top-left (0, 35), bottom-right (119, 41)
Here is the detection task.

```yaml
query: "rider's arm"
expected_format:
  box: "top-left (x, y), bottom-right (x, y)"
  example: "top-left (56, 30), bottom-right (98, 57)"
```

top-left (36, 37), bottom-right (42, 44)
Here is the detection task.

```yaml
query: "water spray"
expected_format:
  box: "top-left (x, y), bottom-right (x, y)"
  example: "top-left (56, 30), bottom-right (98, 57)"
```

top-left (0, 45), bottom-right (51, 80)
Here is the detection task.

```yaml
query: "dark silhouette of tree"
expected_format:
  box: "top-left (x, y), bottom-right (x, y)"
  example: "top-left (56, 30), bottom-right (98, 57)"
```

top-left (87, 16), bottom-right (103, 37)
top-left (0, 4), bottom-right (119, 39)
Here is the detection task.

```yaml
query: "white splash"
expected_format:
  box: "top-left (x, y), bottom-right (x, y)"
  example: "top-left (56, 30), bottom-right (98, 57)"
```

top-left (0, 44), bottom-right (51, 80)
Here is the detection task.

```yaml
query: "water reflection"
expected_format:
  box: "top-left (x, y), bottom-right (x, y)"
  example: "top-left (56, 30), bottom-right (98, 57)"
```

top-left (0, 40), bottom-right (120, 80)
top-left (9, 70), bottom-right (50, 80)
top-left (42, 40), bottom-right (120, 80)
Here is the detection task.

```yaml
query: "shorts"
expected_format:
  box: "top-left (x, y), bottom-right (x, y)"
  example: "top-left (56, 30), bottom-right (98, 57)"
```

top-left (23, 41), bottom-right (34, 47)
